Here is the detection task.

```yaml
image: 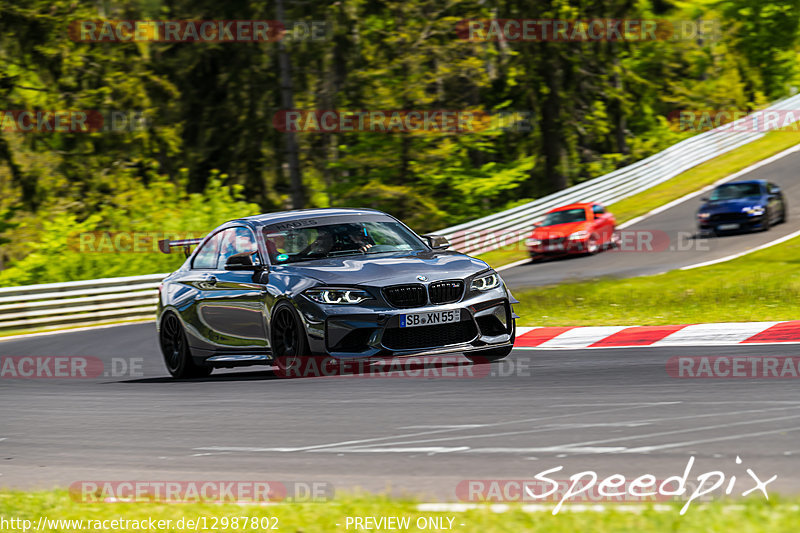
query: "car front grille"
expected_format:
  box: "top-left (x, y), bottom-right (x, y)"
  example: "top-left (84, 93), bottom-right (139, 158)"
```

top-left (383, 284), bottom-right (427, 308)
top-left (428, 280), bottom-right (464, 304)
top-left (382, 320), bottom-right (478, 350)
top-left (709, 213), bottom-right (747, 222)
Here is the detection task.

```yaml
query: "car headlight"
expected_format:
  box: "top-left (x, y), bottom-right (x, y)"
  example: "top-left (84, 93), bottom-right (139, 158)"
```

top-left (568, 231), bottom-right (589, 241)
top-left (304, 288), bottom-right (372, 305)
top-left (471, 272), bottom-right (501, 291)
top-left (525, 238), bottom-right (541, 247)
top-left (742, 205), bottom-right (765, 216)
top-left (697, 212), bottom-right (710, 219)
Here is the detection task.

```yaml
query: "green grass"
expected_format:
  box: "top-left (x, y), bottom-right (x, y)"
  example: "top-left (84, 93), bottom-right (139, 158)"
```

top-left (2, 490), bottom-right (800, 532)
top-left (514, 234), bottom-right (800, 327)
top-left (480, 132), bottom-right (800, 269)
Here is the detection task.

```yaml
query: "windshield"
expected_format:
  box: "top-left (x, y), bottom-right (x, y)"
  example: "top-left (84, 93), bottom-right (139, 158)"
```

top-left (541, 208), bottom-right (587, 226)
top-left (710, 183), bottom-right (762, 201)
top-left (263, 219), bottom-right (426, 264)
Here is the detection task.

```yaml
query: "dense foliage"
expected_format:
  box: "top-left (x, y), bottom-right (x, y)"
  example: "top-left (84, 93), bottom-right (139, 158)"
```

top-left (1, 0), bottom-right (799, 285)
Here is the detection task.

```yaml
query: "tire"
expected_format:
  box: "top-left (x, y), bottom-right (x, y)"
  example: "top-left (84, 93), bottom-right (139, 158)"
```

top-left (779, 205), bottom-right (787, 224)
top-left (586, 234), bottom-right (600, 254)
top-left (761, 208), bottom-right (771, 231)
top-left (271, 301), bottom-right (310, 371)
top-left (159, 311), bottom-right (213, 379)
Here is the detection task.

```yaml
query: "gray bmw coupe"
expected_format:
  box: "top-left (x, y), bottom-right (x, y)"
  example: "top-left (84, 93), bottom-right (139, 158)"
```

top-left (156, 208), bottom-right (517, 378)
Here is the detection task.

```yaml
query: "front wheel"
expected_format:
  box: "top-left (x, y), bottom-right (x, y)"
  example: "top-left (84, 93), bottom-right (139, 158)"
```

top-left (761, 209), bottom-right (772, 231)
top-left (586, 234), bottom-right (600, 254)
top-left (159, 312), bottom-right (213, 379)
top-left (271, 301), bottom-right (310, 371)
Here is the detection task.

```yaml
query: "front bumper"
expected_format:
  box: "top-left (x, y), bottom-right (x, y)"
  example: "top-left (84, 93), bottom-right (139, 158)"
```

top-left (698, 213), bottom-right (765, 233)
top-left (527, 238), bottom-right (589, 256)
top-left (296, 287), bottom-right (515, 359)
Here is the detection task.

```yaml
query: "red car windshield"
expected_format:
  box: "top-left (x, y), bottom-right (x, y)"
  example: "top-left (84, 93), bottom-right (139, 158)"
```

top-left (541, 208), bottom-right (587, 226)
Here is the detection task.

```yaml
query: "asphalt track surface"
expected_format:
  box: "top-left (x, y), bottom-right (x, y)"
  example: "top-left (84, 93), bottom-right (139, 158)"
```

top-left (501, 147), bottom-right (800, 289)
top-left (2, 323), bottom-right (800, 500)
top-left (4, 150), bottom-right (800, 503)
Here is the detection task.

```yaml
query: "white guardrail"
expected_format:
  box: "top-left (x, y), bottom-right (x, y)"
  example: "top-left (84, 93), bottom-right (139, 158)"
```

top-left (2, 95), bottom-right (800, 333)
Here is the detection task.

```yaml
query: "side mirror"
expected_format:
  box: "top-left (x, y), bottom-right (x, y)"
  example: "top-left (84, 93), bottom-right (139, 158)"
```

top-left (225, 251), bottom-right (265, 271)
top-left (422, 234), bottom-right (450, 250)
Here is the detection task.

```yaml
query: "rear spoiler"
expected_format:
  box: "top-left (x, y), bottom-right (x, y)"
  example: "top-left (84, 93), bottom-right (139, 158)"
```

top-left (158, 238), bottom-right (203, 257)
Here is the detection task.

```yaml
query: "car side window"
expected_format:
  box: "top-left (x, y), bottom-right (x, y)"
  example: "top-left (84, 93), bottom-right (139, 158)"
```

top-left (192, 232), bottom-right (223, 269)
top-left (769, 183), bottom-right (781, 195)
top-left (217, 227), bottom-right (260, 270)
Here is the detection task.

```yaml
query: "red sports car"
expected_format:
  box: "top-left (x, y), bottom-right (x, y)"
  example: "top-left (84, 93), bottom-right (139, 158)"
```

top-left (525, 202), bottom-right (617, 260)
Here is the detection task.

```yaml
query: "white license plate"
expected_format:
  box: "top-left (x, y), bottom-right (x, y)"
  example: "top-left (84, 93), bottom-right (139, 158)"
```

top-left (545, 244), bottom-right (564, 252)
top-left (400, 310), bottom-right (460, 328)
top-left (718, 223), bottom-right (739, 230)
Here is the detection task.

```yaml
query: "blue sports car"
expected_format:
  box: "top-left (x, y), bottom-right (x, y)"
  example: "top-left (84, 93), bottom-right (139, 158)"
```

top-left (697, 179), bottom-right (786, 235)
top-left (156, 208), bottom-right (517, 378)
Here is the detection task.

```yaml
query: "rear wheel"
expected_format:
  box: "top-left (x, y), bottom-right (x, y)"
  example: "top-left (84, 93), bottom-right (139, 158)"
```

top-left (271, 302), bottom-right (310, 371)
top-left (159, 312), bottom-right (213, 379)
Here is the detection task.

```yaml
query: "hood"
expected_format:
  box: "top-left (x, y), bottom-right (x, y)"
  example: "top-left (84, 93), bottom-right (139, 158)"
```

top-left (701, 197), bottom-right (765, 213)
top-left (532, 221), bottom-right (591, 239)
top-left (271, 251), bottom-right (490, 286)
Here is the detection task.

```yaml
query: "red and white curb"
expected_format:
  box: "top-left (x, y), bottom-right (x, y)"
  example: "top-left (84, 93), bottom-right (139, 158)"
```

top-left (514, 321), bottom-right (800, 349)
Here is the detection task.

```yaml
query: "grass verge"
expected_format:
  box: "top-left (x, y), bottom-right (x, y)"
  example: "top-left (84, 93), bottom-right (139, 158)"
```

top-left (2, 490), bottom-right (799, 532)
top-left (480, 132), bottom-right (800, 269)
top-left (514, 234), bottom-right (800, 327)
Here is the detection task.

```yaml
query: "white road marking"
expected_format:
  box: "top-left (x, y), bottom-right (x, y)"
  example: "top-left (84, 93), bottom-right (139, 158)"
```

top-left (681, 228), bottom-right (800, 270)
top-left (314, 406), bottom-right (800, 452)
top-left (0, 319), bottom-right (154, 343)
top-left (196, 406), bottom-right (800, 456)
top-left (496, 258), bottom-right (532, 272)
top-left (311, 447), bottom-right (471, 454)
top-left (398, 425), bottom-right (487, 429)
top-left (623, 426), bottom-right (800, 453)
top-left (194, 403), bottom-right (678, 454)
